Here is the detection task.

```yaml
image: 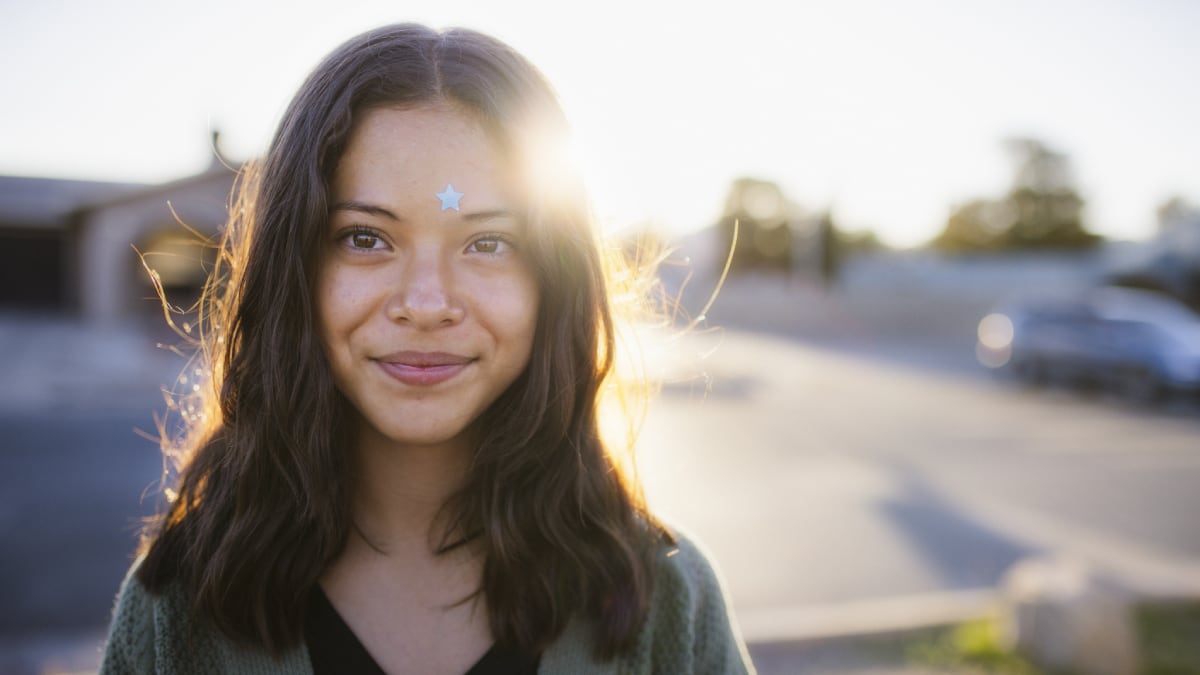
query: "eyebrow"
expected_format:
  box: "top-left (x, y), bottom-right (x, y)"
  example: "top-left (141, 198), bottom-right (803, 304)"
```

top-left (330, 200), bottom-right (516, 224)
top-left (462, 209), bottom-right (517, 223)
top-left (331, 200), bottom-right (400, 221)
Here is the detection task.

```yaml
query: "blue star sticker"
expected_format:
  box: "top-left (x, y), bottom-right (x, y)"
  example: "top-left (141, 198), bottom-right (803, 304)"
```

top-left (436, 184), bottom-right (464, 211)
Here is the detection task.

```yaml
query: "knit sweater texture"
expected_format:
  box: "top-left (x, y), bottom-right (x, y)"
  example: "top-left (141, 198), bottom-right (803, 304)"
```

top-left (101, 531), bottom-right (755, 674)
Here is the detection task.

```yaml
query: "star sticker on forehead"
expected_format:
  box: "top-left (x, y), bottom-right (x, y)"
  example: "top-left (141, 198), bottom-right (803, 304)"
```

top-left (436, 184), bottom-right (464, 211)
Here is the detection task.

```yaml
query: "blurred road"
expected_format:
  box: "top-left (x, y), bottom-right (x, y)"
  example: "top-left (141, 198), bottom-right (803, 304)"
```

top-left (0, 409), bottom-right (164, 635)
top-left (636, 328), bottom-right (1200, 636)
top-left (3, 252), bottom-right (1199, 672)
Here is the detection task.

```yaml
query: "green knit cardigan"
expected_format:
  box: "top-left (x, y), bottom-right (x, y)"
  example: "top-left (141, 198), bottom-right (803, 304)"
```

top-left (101, 532), bottom-right (755, 674)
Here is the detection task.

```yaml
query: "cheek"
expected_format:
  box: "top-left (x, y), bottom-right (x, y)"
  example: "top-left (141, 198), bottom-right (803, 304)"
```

top-left (511, 275), bottom-right (541, 354)
top-left (473, 272), bottom-right (540, 354)
top-left (315, 265), bottom-right (375, 343)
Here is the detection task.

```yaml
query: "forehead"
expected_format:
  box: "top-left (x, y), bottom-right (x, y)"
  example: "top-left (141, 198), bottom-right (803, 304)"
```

top-left (333, 105), bottom-right (515, 210)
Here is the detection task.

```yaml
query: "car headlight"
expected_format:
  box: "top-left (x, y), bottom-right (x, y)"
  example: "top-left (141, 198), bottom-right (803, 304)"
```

top-left (978, 313), bottom-right (1014, 350)
top-left (977, 313), bottom-right (1015, 368)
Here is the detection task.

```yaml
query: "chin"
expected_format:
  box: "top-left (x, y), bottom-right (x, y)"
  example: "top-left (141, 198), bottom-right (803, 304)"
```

top-left (369, 420), bottom-right (474, 450)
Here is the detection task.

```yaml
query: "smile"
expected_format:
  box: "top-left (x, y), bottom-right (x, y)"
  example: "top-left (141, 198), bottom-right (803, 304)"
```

top-left (374, 352), bottom-right (475, 386)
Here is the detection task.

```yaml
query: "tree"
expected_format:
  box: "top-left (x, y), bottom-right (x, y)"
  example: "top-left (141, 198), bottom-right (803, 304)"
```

top-left (931, 137), bottom-right (1100, 251)
top-left (1002, 138), bottom-right (1098, 249)
top-left (718, 177), bottom-right (794, 274)
top-left (933, 198), bottom-right (1013, 252)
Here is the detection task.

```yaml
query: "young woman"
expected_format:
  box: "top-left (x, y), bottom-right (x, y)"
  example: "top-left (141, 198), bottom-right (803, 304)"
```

top-left (102, 23), bottom-right (753, 674)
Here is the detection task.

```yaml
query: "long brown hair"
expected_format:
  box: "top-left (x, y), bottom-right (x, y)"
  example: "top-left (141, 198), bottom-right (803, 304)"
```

top-left (136, 23), bottom-right (669, 659)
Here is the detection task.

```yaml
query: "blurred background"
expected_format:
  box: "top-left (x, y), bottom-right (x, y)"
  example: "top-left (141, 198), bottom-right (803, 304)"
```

top-left (2, 1), bottom-right (1198, 673)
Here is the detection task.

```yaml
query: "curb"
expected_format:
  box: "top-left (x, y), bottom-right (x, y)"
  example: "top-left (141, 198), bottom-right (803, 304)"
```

top-left (739, 588), bottom-right (998, 646)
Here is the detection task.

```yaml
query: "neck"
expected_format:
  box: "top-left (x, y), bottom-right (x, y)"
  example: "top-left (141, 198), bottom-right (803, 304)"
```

top-left (350, 429), bottom-right (474, 554)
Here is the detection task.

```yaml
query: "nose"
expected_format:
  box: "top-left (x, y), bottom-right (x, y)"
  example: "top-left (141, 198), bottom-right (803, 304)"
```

top-left (385, 246), bottom-right (465, 328)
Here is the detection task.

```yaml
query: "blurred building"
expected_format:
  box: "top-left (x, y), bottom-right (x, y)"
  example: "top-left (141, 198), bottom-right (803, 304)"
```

top-left (0, 147), bottom-right (236, 322)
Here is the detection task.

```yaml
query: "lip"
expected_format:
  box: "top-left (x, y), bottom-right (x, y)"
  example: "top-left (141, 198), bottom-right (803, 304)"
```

top-left (374, 351), bottom-right (475, 386)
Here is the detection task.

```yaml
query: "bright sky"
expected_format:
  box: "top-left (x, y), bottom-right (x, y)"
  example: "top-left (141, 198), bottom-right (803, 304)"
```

top-left (2, 0), bottom-right (1197, 247)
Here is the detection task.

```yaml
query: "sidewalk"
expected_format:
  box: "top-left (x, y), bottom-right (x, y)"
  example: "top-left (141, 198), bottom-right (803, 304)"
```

top-left (0, 314), bottom-right (185, 414)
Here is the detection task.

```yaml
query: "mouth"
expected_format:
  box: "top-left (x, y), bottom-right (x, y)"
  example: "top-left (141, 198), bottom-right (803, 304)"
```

top-left (373, 351), bottom-right (475, 386)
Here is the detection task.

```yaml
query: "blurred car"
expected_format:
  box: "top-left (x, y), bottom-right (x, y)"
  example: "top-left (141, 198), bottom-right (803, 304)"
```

top-left (977, 286), bottom-right (1200, 400)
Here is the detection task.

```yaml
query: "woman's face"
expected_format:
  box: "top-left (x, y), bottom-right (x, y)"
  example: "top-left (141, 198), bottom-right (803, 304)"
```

top-left (317, 105), bottom-right (539, 451)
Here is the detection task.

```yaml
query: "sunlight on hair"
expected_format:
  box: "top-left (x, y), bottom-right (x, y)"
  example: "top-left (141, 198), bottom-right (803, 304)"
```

top-left (597, 224), bottom-right (736, 501)
top-left (597, 232), bottom-right (663, 500)
top-left (131, 172), bottom-right (256, 515)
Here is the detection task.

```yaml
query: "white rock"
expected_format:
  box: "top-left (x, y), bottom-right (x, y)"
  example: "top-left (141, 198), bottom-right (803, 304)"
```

top-left (1001, 556), bottom-right (1138, 675)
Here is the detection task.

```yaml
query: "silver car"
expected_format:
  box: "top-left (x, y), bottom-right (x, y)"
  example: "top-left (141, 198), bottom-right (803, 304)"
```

top-left (977, 286), bottom-right (1200, 400)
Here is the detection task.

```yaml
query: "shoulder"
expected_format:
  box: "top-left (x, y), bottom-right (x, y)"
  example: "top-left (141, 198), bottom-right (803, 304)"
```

top-left (100, 558), bottom-right (310, 675)
top-left (100, 560), bottom-right (158, 674)
top-left (540, 526), bottom-right (755, 675)
top-left (102, 557), bottom-right (215, 674)
top-left (638, 526), bottom-right (755, 673)
top-left (653, 527), bottom-right (727, 608)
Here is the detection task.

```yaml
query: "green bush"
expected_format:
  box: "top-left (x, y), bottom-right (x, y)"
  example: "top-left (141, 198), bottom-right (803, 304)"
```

top-left (907, 618), bottom-right (1044, 674)
top-left (1137, 600), bottom-right (1200, 675)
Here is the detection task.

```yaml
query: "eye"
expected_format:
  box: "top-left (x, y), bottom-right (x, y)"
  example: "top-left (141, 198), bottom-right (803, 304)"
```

top-left (340, 226), bottom-right (386, 250)
top-left (467, 234), bottom-right (515, 256)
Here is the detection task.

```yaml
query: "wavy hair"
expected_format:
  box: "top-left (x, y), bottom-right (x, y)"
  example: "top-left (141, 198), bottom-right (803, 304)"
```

top-left (136, 23), bottom-right (669, 660)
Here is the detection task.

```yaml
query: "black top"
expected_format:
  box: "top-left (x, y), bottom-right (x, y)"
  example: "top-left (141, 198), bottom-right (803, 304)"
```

top-left (304, 586), bottom-right (540, 675)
